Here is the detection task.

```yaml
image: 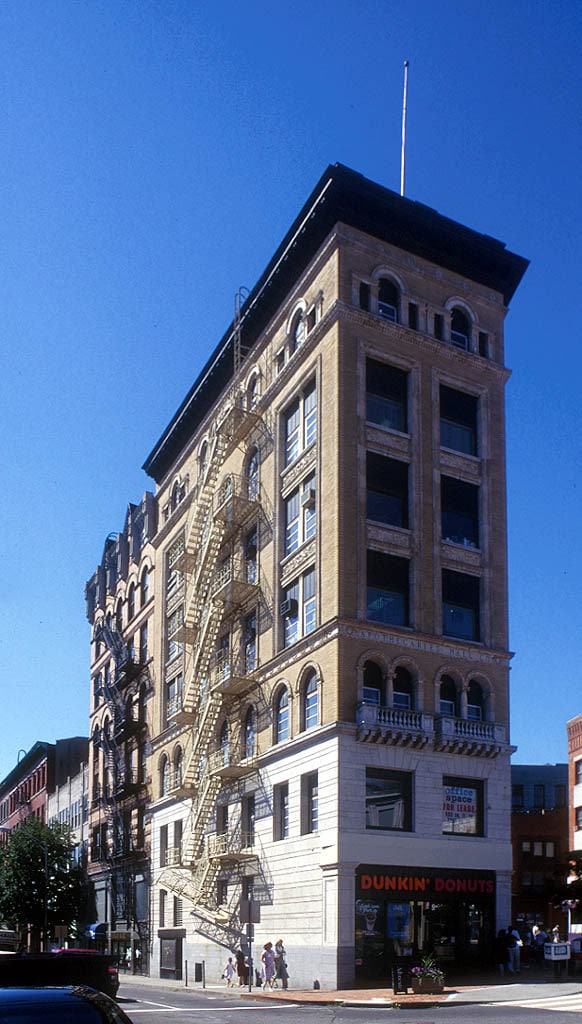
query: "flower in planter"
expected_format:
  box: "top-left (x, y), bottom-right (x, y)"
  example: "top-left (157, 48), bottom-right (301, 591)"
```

top-left (409, 954), bottom-right (445, 981)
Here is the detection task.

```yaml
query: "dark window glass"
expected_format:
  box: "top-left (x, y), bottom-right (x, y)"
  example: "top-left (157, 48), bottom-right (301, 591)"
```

top-left (440, 385), bottom-right (478, 456)
top-left (367, 452), bottom-right (409, 528)
top-left (359, 281), bottom-right (371, 311)
top-left (439, 674), bottom-right (458, 716)
top-left (363, 660), bottom-right (383, 705)
top-left (533, 784), bottom-right (545, 811)
top-left (451, 308), bottom-right (470, 349)
top-left (442, 570), bottom-right (480, 641)
top-left (378, 278), bottom-right (399, 322)
top-left (366, 768), bottom-right (412, 831)
top-left (366, 551), bottom-right (409, 627)
top-left (512, 784), bottom-right (524, 810)
top-left (478, 331), bottom-right (489, 357)
top-left (393, 666), bottom-right (414, 710)
top-left (366, 358), bottom-right (408, 432)
top-left (408, 302), bottom-right (419, 330)
top-left (441, 476), bottom-right (479, 547)
top-left (434, 313), bottom-right (444, 340)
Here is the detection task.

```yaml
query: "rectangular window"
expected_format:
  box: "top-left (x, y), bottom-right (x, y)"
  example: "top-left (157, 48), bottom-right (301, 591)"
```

top-left (555, 784), bottom-right (566, 808)
top-left (274, 782), bottom-right (289, 841)
top-left (546, 841), bottom-right (555, 858)
top-left (512, 784), bottom-right (524, 811)
top-left (533, 784), bottom-right (545, 811)
top-left (242, 793), bottom-right (256, 846)
top-left (166, 536), bottom-right (185, 599)
top-left (442, 777), bottom-right (484, 836)
top-left (166, 674), bottom-right (183, 723)
top-left (366, 550), bottom-right (409, 627)
top-left (359, 281), bottom-right (371, 311)
top-left (217, 879), bottom-right (228, 906)
top-left (245, 526), bottom-right (258, 584)
top-left (440, 385), bottom-right (478, 456)
top-left (173, 896), bottom-right (183, 927)
top-left (441, 476), bottom-right (479, 547)
top-left (301, 771), bottom-right (319, 834)
top-left (285, 475), bottom-right (316, 555)
top-left (442, 569), bottom-right (480, 641)
top-left (244, 611), bottom-right (257, 674)
top-left (284, 380), bottom-right (317, 466)
top-left (577, 807), bottom-right (582, 831)
top-left (282, 567), bottom-right (316, 648)
top-left (478, 331), bottom-right (489, 358)
top-left (159, 824), bottom-right (168, 869)
top-left (159, 890), bottom-right (167, 928)
top-left (408, 302), bottom-right (418, 331)
top-left (167, 606), bottom-right (184, 661)
top-left (533, 841), bottom-right (543, 857)
top-left (521, 840), bottom-right (531, 853)
top-left (366, 768), bottom-right (412, 831)
top-left (285, 489), bottom-right (300, 554)
top-left (366, 358), bottom-right (408, 433)
top-left (366, 452), bottom-right (409, 528)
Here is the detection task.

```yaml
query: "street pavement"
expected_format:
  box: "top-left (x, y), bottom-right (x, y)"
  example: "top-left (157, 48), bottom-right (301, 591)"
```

top-left (121, 965), bottom-right (582, 1010)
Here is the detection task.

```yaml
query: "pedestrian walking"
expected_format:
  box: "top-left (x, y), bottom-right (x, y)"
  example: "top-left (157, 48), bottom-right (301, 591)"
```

top-left (261, 942), bottom-right (276, 990)
top-left (274, 939), bottom-right (289, 990)
top-left (222, 957), bottom-right (235, 987)
top-left (495, 929), bottom-right (509, 977)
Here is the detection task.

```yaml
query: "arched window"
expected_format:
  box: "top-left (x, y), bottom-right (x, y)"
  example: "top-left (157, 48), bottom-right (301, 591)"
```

top-left (290, 311), bottom-right (306, 353)
top-left (467, 679), bottom-right (485, 721)
top-left (173, 747), bottom-right (184, 788)
top-left (247, 374), bottom-right (260, 410)
top-left (220, 720), bottom-right (229, 765)
top-left (275, 689), bottom-right (290, 743)
top-left (440, 675), bottom-right (458, 717)
top-left (378, 278), bottom-right (399, 322)
top-left (393, 667), bottom-right (414, 711)
top-left (115, 600), bottom-right (123, 632)
top-left (247, 447), bottom-right (259, 500)
top-left (141, 568), bottom-right (150, 606)
top-left (363, 660), bottom-right (384, 705)
top-left (451, 307), bottom-right (470, 350)
top-left (199, 441), bottom-right (208, 479)
top-left (244, 706), bottom-right (256, 758)
top-left (160, 755), bottom-right (170, 797)
top-left (303, 671), bottom-right (319, 730)
top-left (127, 583), bottom-right (136, 621)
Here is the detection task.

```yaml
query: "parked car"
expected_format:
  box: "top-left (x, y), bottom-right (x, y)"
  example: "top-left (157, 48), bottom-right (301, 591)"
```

top-left (0, 952), bottom-right (119, 998)
top-left (0, 986), bottom-right (133, 1022)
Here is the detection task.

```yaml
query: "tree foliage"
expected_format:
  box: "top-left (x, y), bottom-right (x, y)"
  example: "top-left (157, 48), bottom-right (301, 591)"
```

top-left (0, 819), bottom-right (90, 945)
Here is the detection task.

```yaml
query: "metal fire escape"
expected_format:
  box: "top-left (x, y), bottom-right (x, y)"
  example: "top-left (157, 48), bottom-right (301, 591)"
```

top-left (95, 617), bottom-right (148, 942)
top-left (158, 376), bottom-right (264, 921)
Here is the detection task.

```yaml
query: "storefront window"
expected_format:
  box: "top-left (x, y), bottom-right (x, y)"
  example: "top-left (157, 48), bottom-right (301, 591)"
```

top-left (365, 768), bottom-right (412, 831)
top-left (442, 777), bottom-right (484, 836)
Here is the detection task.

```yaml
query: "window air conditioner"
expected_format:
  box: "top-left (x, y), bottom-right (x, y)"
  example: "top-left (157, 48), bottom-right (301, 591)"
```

top-left (300, 488), bottom-right (316, 510)
top-left (280, 598), bottom-right (298, 618)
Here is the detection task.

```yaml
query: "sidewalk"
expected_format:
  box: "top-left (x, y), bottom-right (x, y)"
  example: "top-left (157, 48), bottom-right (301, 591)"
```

top-left (122, 966), bottom-right (582, 1009)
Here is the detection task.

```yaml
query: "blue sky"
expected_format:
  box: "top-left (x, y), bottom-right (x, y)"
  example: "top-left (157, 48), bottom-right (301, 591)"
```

top-left (1, 0), bottom-right (580, 781)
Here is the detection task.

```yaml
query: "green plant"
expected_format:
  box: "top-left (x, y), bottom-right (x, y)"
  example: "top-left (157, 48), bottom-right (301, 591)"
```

top-left (409, 954), bottom-right (445, 980)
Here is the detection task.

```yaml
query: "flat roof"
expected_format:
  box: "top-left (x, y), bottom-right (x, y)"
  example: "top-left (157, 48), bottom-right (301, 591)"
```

top-left (144, 163), bottom-right (528, 483)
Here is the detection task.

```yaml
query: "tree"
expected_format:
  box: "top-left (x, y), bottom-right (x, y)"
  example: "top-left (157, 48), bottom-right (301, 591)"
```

top-left (0, 818), bottom-right (90, 950)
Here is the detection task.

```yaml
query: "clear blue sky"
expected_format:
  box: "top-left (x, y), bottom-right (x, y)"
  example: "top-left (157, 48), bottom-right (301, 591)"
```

top-left (1, 0), bottom-right (580, 782)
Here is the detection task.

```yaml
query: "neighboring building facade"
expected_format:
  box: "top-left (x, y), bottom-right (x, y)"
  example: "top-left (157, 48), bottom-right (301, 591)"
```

top-left (84, 497), bottom-right (156, 972)
top-left (89, 164), bottom-right (528, 987)
top-left (511, 763), bottom-right (568, 935)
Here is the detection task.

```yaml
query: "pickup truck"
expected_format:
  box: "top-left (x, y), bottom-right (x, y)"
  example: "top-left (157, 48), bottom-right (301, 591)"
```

top-left (0, 950), bottom-right (119, 997)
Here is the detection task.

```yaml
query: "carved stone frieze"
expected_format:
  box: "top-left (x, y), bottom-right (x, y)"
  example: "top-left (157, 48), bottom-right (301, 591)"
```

top-left (280, 541), bottom-right (316, 588)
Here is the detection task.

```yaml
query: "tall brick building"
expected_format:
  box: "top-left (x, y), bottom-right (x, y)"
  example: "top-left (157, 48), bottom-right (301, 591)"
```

top-left (86, 164), bottom-right (527, 987)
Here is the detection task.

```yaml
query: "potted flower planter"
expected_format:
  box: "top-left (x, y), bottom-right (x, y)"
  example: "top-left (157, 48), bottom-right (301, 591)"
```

top-left (410, 974), bottom-right (444, 994)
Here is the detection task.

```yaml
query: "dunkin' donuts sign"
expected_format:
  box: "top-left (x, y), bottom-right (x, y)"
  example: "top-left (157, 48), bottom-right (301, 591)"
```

top-left (357, 865), bottom-right (495, 898)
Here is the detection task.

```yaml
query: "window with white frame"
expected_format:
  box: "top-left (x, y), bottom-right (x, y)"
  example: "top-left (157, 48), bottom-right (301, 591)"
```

top-left (302, 671), bottom-right (318, 730)
top-left (301, 771), bottom-right (319, 834)
top-left (281, 567), bottom-right (316, 647)
top-left (284, 474), bottom-right (316, 555)
top-left (284, 380), bottom-right (317, 466)
top-left (275, 689), bottom-right (290, 743)
top-left (274, 781), bottom-right (289, 840)
top-left (166, 606), bottom-right (184, 661)
top-left (166, 536), bottom-right (185, 599)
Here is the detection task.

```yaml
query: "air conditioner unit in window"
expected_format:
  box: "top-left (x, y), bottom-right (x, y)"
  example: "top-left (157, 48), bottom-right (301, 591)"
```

top-left (301, 488), bottom-right (316, 509)
top-left (280, 598), bottom-right (298, 618)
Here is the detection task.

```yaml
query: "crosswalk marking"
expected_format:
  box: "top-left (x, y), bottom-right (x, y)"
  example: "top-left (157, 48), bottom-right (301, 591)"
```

top-left (497, 994), bottom-right (582, 1013)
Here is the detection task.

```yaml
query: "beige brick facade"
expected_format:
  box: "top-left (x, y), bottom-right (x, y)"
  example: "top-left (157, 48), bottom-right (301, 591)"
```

top-left (86, 165), bottom-right (527, 987)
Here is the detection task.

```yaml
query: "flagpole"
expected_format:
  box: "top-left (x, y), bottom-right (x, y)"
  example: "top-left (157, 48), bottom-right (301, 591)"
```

top-left (400, 60), bottom-right (409, 197)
